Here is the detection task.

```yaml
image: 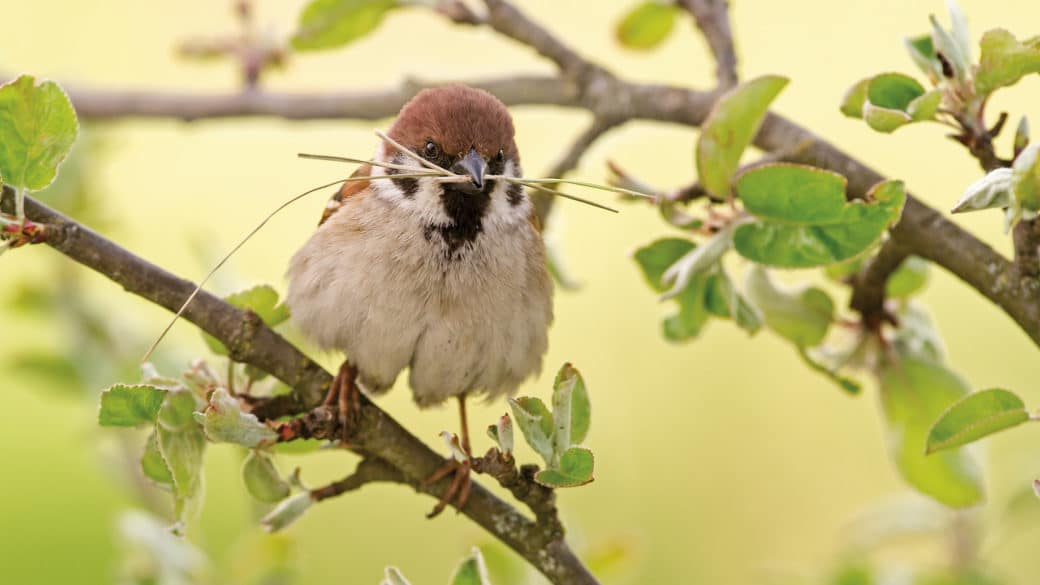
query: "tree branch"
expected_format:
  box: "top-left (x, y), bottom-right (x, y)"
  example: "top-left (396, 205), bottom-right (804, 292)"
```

top-left (679, 0), bottom-right (739, 87)
top-left (0, 187), bottom-right (599, 585)
top-left (534, 116), bottom-right (623, 222)
top-left (848, 239), bottom-right (910, 330)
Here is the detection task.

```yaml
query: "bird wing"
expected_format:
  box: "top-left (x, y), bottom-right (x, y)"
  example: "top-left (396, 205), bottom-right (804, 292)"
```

top-left (318, 163), bottom-right (372, 227)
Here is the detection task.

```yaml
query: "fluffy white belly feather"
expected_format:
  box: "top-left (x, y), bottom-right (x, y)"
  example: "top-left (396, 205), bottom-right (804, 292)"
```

top-left (286, 194), bottom-right (553, 407)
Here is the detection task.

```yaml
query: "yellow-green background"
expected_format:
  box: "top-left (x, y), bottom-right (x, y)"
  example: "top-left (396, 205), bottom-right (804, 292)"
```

top-left (2, 0), bottom-right (1040, 583)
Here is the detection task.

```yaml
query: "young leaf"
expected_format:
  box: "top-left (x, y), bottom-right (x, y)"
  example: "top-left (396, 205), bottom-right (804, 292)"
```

top-left (507, 397), bottom-right (554, 464)
top-left (929, 13), bottom-right (969, 80)
top-left (733, 164), bottom-right (905, 267)
top-left (633, 238), bottom-right (696, 292)
top-left (487, 414), bottom-right (514, 456)
top-left (744, 265), bottom-right (833, 348)
top-left (450, 548), bottom-right (492, 585)
top-left (660, 226), bottom-right (733, 299)
top-left (141, 431), bottom-right (175, 487)
top-left (0, 75), bottom-right (79, 192)
top-left (952, 168), bottom-right (1014, 213)
top-left (242, 450), bottom-right (291, 503)
top-left (261, 492), bottom-right (314, 532)
top-left (156, 390), bottom-right (207, 502)
top-left (926, 388), bottom-right (1031, 453)
top-left (1015, 116), bottom-right (1030, 156)
top-left (975, 29), bottom-right (1040, 97)
top-left (840, 77), bottom-right (871, 118)
top-left (867, 73), bottom-right (926, 111)
top-left (534, 447), bottom-right (595, 488)
top-left (291, 0), bottom-right (397, 52)
top-left (381, 567), bottom-right (412, 585)
top-left (878, 356), bottom-right (983, 507)
top-left (697, 75), bottom-right (789, 200)
top-left (797, 347), bottom-right (861, 395)
top-left (551, 363), bottom-right (591, 456)
top-left (863, 103), bottom-right (913, 133)
top-left (886, 255), bottom-right (930, 299)
top-left (98, 384), bottom-right (167, 427)
top-left (704, 269), bottom-right (762, 334)
top-left (662, 271), bottom-right (712, 342)
top-left (198, 388), bottom-right (278, 447)
top-left (615, 1), bottom-right (678, 50)
top-left (1013, 143), bottom-right (1040, 212)
top-left (905, 34), bottom-right (939, 77)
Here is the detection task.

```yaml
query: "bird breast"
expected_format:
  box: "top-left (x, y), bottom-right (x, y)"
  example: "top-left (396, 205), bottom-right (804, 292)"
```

top-left (285, 189), bottom-right (553, 407)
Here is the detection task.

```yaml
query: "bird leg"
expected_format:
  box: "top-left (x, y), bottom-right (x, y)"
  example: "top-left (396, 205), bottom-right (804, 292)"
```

top-left (424, 394), bottom-right (473, 518)
top-left (322, 360), bottom-right (360, 442)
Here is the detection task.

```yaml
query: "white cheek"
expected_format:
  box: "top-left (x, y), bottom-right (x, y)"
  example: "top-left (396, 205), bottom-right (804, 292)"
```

top-left (370, 145), bottom-right (451, 225)
top-left (487, 159), bottom-right (531, 228)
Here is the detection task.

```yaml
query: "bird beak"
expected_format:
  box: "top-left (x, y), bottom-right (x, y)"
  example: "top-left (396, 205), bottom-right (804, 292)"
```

top-left (452, 148), bottom-right (487, 192)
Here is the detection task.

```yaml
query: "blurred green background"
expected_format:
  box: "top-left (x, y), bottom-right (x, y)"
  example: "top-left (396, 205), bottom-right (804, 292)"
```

top-left (2, 0), bottom-right (1040, 583)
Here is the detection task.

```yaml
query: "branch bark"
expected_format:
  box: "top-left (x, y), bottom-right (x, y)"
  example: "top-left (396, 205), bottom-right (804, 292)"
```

top-left (679, 0), bottom-right (739, 87)
top-left (0, 187), bottom-right (599, 585)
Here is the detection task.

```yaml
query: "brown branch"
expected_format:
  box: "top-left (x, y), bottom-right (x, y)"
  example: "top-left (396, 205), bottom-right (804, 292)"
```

top-left (679, 0), bottom-right (739, 87)
top-left (848, 239), bottom-right (910, 330)
top-left (0, 188), bottom-right (599, 585)
top-left (534, 116), bottom-right (623, 222)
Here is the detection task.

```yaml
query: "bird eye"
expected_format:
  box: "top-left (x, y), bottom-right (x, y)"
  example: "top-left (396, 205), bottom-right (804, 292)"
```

top-left (423, 140), bottom-right (440, 159)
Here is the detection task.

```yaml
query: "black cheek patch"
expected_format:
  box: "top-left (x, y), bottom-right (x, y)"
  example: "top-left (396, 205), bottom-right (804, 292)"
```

top-left (506, 183), bottom-right (524, 206)
top-left (388, 153), bottom-right (419, 197)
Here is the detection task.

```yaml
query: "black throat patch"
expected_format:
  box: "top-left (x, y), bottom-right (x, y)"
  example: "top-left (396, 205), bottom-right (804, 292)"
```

top-left (387, 153), bottom-right (419, 197)
top-left (426, 181), bottom-right (494, 258)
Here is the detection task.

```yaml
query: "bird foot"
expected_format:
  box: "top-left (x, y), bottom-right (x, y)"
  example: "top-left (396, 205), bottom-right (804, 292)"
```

top-left (423, 456), bottom-right (472, 518)
top-left (322, 361), bottom-right (361, 443)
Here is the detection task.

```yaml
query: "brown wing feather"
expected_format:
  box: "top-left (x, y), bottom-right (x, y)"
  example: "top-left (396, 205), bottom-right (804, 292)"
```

top-left (318, 163), bottom-right (372, 226)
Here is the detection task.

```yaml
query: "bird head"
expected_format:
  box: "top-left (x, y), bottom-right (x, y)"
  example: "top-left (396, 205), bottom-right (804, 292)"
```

top-left (372, 85), bottom-right (528, 230)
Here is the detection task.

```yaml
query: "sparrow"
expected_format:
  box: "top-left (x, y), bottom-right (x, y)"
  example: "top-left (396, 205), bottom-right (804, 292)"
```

top-left (285, 85), bottom-right (554, 516)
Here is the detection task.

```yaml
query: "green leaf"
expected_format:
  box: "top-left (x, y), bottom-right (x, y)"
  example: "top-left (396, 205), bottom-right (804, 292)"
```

top-left (867, 73), bottom-right (925, 111)
top-left (1013, 143), bottom-right (1040, 212)
top-left (905, 34), bottom-right (939, 76)
top-left (704, 269), bottom-right (762, 334)
top-left (662, 271), bottom-right (712, 342)
top-left (291, 0), bottom-right (397, 52)
top-left (660, 226), bottom-right (733, 299)
top-left (926, 388), bottom-right (1031, 453)
top-left (863, 103), bottom-right (913, 133)
top-left (1014, 116), bottom-right (1030, 155)
top-left (156, 390), bottom-right (207, 501)
top-left (450, 548), bottom-right (491, 585)
top-left (551, 363), bottom-right (591, 453)
top-left (632, 238), bottom-right (695, 293)
top-left (908, 89), bottom-right (942, 121)
top-left (840, 77), bottom-right (871, 119)
top-left (141, 431), bottom-right (174, 487)
top-left (744, 266), bottom-right (833, 348)
top-left (534, 447), bottom-right (595, 488)
top-left (204, 285), bottom-right (290, 355)
top-left (197, 388), bottom-right (278, 448)
top-left (886, 255), bottom-right (930, 298)
top-left (975, 29), bottom-right (1040, 96)
top-left (508, 397), bottom-right (554, 465)
top-left (242, 450), bottom-right (291, 503)
top-left (697, 75), bottom-right (789, 200)
top-left (98, 384), bottom-right (167, 427)
top-left (261, 492), bottom-right (314, 532)
top-left (733, 164), bottom-right (906, 267)
top-left (878, 356), bottom-right (983, 507)
top-left (0, 75), bottom-right (79, 191)
top-left (615, 2), bottom-right (678, 50)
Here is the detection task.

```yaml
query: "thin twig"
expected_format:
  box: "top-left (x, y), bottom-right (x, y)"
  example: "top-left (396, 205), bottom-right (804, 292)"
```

top-left (679, 0), bottom-right (739, 88)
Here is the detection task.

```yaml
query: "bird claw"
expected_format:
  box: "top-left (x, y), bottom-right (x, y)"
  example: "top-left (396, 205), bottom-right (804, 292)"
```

top-left (323, 361), bottom-right (361, 443)
top-left (423, 456), bottom-right (472, 518)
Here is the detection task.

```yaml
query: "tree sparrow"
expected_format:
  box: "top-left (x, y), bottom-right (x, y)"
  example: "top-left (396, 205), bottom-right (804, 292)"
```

top-left (286, 86), bottom-right (554, 515)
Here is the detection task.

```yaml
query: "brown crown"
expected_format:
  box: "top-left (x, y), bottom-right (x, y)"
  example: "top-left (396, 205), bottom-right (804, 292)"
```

top-left (387, 85), bottom-right (518, 161)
